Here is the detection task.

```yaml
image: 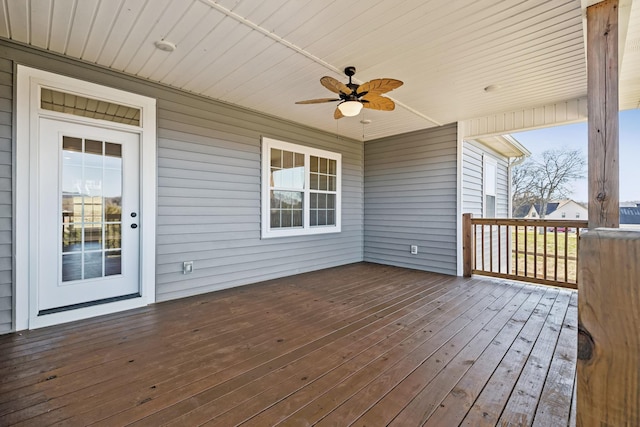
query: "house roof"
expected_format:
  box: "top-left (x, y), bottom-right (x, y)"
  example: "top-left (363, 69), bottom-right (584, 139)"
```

top-left (472, 135), bottom-right (531, 159)
top-left (620, 207), bottom-right (640, 224)
top-left (514, 201), bottom-right (563, 218)
top-left (513, 205), bottom-right (530, 218)
top-left (535, 202), bottom-right (562, 216)
top-left (0, 0), bottom-right (637, 142)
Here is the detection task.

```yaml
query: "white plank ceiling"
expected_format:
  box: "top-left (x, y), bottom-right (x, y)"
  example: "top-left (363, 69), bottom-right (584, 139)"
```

top-left (0, 0), bottom-right (637, 141)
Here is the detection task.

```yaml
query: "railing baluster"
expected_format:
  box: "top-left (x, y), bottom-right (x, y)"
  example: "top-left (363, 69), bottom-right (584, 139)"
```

top-left (515, 225), bottom-right (519, 276)
top-left (489, 225), bottom-right (494, 272)
top-left (473, 223), bottom-right (477, 271)
top-left (564, 227), bottom-right (569, 283)
top-left (533, 225), bottom-right (538, 278)
top-left (481, 225), bottom-right (485, 271)
top-left (524, 225), bottom-right (528, 278)
top-left (498, 225), bottom-right (502, 274)
top-left (543, 225), bottom-right (548, 280)
top-left (554, 227), bottom-right (558, 281)
top-left (575, 227), bottom-right (581, 284)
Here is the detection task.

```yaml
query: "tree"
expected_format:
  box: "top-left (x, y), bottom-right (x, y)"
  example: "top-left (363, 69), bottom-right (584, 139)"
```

top-left (512, 148), bottom-right (586, 218)
top-left (511, 163), bottom-right (538, 217)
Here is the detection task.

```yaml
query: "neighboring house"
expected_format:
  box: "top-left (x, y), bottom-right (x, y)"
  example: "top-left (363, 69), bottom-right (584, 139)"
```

top-left (0, 0), bottom-right (635, 334)
top-left (620, 205), bottom-right (640, 229)
top-left (517, 202), bottom-right (561, 219)
top-left (545, 200), bottom-right (588, 220)
top-left (518, 200), bottom-right (588, 220)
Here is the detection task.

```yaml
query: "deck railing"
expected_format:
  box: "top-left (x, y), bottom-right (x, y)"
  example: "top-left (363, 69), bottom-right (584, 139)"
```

top-left (462, 213), bottom-right (588, 289)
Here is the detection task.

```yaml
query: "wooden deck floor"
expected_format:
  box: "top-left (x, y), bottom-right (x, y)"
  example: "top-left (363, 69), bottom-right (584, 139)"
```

top-left (0, 263), bottom-right (577, 426)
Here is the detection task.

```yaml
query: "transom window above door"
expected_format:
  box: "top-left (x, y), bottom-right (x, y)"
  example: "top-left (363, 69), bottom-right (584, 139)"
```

top-left (261, 138), bottom-right (341, 238)
top-left (41, 88), bottom-right (141, 126)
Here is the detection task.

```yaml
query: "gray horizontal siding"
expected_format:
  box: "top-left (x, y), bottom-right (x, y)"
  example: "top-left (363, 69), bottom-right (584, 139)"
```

top-left (364, 124), bottom-right (458, 275)
top-left (496, 157), bottom-right (509, 218)
top-left (0, 39), bottom-right (364, 323)
top-left (462, 139), bottom-right (511, 273)
top-left (155, 99), bottom-right (363, 301)
top-left (462, 141), bottom-right (483, 216)
top-left (0, 57), bottom-right (11, 334)
top-left (462, 139), bottom-right (510, 218)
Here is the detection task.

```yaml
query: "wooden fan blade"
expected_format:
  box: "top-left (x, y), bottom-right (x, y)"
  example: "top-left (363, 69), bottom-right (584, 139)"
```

top-left (334, 107), bottom-right (345, 119)
top-left (321, 76), bottom-right (352, 95)
top-left (357, 79), bottom-right (403, 96)
top-left (295, 98), bottom-right (341, 104)
top-left (362, 95), bottom-right (395, 111)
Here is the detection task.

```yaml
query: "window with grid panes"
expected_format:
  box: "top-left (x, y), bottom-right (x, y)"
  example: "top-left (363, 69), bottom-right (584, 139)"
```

top-left (262, 137), bottom-right (341, 238)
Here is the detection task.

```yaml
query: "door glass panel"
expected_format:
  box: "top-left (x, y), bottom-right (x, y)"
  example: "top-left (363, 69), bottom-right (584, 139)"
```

top-left (62, 253), bottom-right (82, 281)
top-left (62, 224), bottom-right (82, 252)
top-left (84, 252), bottom-right (103, 279)
top-left (105, 224), bottom-right (121, 249)
top-left (105, 250), bottom-right (122, 276)
top-left (85, 139), bottom-right (102, 156)
top-left (61, 136), bottom-right (123, 282)
top-left (85, 224), bottom-right (103, 250)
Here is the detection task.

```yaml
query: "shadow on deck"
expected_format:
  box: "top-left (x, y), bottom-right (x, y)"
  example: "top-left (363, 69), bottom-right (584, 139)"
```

top-left (0, 262), bottom-right (577, 426)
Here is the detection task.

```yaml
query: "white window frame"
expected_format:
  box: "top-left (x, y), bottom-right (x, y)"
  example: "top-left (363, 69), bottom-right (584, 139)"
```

top-left (261, 137), bottom-right (341, 238)
top-left (483, 155), bottom-right (497, 218)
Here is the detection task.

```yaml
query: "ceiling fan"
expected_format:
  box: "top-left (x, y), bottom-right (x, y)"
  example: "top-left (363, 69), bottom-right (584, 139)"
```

top-left (296, 66), bottom-right (403, 119)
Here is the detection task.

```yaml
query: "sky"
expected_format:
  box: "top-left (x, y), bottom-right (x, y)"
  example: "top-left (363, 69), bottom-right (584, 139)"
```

top-left (511, 109), bottom-right (640, 203)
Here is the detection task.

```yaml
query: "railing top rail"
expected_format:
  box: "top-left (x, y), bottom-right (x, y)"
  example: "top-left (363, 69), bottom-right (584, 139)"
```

top-left (469, 218), bottom-right (589, 228)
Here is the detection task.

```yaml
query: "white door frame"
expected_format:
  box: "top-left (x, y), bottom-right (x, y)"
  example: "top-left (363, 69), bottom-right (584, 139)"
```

top-left (16, 65), bottom-right (157, 330)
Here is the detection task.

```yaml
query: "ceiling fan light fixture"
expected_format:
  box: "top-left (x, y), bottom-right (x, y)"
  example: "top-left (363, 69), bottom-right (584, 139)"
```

top-left (338, 100), bottom-right (363, 117)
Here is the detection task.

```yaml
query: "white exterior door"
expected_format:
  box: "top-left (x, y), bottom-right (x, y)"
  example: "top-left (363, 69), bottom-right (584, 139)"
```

top-left (37, 118), bottom-right (140, 312)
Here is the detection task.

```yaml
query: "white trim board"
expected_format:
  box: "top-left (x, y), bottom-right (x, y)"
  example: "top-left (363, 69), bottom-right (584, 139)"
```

top-left (462, 97), bottom-right (588, 139)
top-left (456, 122), bottom-right (464, 276)
top-left (15, 65), bottom-right (157, 330)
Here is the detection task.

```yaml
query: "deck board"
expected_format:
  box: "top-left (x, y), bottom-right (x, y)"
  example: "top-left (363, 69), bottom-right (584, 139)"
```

top-left (316, 283), bottom-right (523, 426)
top-left (386, 284), bottom-right (547, 426)
top-left (0, 262), bottom-right (577, 426)
top-left (497, 290), bottom-right (573, 427)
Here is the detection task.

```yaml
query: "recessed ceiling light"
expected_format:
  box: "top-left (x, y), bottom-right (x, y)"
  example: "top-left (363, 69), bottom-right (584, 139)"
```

top-left (155, 40), bottom-right (176, 52)
top-left (360, 119), bottom-right (372, 125)
top-left (484, 84), bottom-right (501, 93)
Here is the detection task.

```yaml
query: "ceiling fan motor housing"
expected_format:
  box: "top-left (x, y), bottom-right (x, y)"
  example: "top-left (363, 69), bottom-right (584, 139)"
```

top-left (344, 66), bottom-right (359, 94)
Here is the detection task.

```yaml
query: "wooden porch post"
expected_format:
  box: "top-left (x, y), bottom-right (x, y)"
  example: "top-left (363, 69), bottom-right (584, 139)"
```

top-left (577, 230), bottom-right (640, 426)
top-left (587, 0), bottom-right (619, 228)
top-left (579, 5), bottom-right (629, 427)
top-left (462, 213), bottom-right (472, 277)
